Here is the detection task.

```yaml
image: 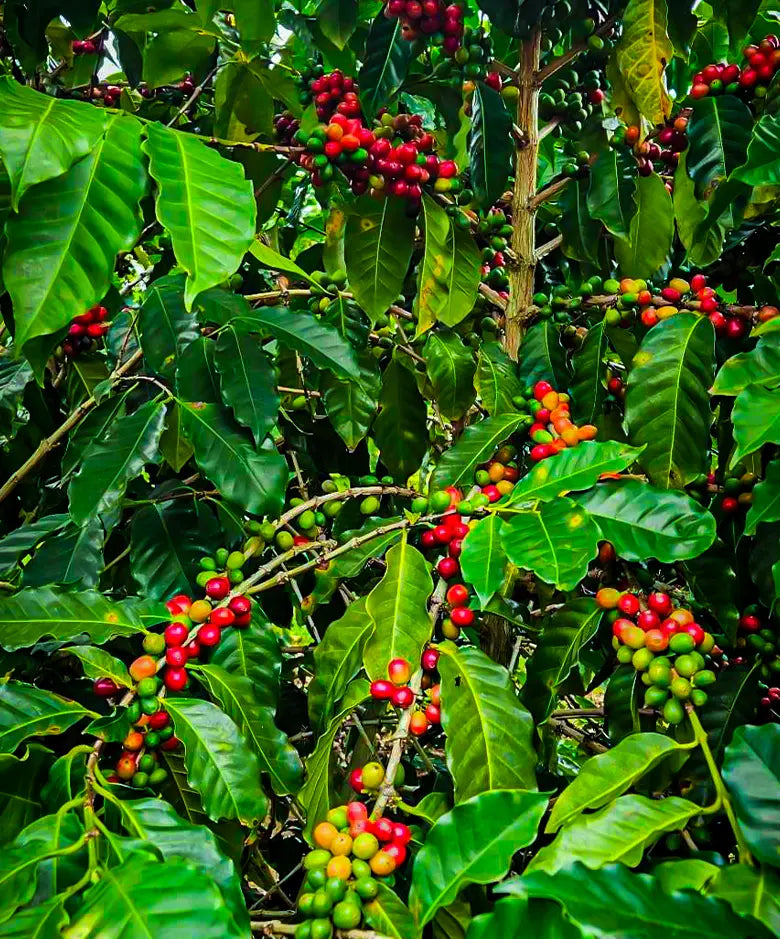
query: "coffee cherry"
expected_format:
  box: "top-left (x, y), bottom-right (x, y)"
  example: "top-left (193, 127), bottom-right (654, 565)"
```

top-left (618, 593), bottom-right (640, 616)
top-left (166, 647), bottom-right (188, 667)
top-left (648, 592), bottom-right (672, 616)
top-left (164, 621), bottom-right (189, 646)
top-left (446, 583), bottom-right (469, 606)
top-left (450, 606), bottom-right (474, 627)
top-left (362, 761), bottom-right (385, 789)
top-left (148, 710), bottom-right (170, 730)
top-left (370, 679), bottom-right (394, 699)
top-left (164, 667), bottom-right (188, 691)
top-left (349, 767), bottom-right (364, 792)
top-left (388, 658), bottom-right (412, 685)
top-left (94, 677), bottom-right (120, 697)
top-left (421, 648), bottom-right (440, 671)
top-left (229, 595), bottom-right (251, 615)
top-left (205, 576), bottom-right (230, 599)
top-left (392, 685), bottom-right (414, 708)
top-left (425, 702), bottom-right (441, 724)
top-left (437, 556), bottom-right (460, 579)
top-left (210, 607), bottom-right (235, 627)
top-left (142, 633), bottom-right (166, 655)
top-left (197, 623), bottom-right (222, 647)
top-left (129, 655), bottom-right (157, 681)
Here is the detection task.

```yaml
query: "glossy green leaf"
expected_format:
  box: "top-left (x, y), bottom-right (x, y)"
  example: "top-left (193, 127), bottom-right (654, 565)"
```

top-left (138, 275), bottom-right (200, 376)
top-left (459, 514), bottom-right (507, 608)
top-left (424, 330), bottom-right (476, 420)
top-left (722, 724), bottom-right (779, 867)
top-left (409, 789), bottom-right (549, 927)
top-left (374, 356), bottom-right (428, 480)
top-left (64, 646), bottom-right (132, 688)
top-left (548, 733), bottom-right (688, 832)
top-left (615, 0), bottom-right (673, 125)
top-left (516, 322), bottom-right (568, 388)
top-left (683, 538), bottom-right (739, 643)
top-left (500, 863), bottom-right (774, 939)
top-left (328, 517), bottom-right (406, 580)
top-left (575, 478), bottom-right (716, 561)
top-left (214, 324), bottom-right (278, 445)
top-left (209, 615), bottom-right (282, 708)
top-left (710, 864), bottom-right (780, 936)
top-left (438, 642), bottom-right (537, 801)
top-left (522, 599), bottom-right (603, 722)
top-left (141, 26), bottom-right (215, 88)
top-left (164, 697), bottom-right (268, 825)
top-left (159, 403), bottom-right (195, 472)
top-left (559, 177), bottom-right (601, 264)
top-left (359, 14), bottom-right (414, 118)
top-left (0, 746), bottom-right (53, 845)
top-left (0, 516), bottom-right (69, 577)
top-left (587, 149), bottom-right (637, 239)
top-left (68, 400), bottom-right (166, 528)
top-left (322, 352), bottom-right (380, 451)
top-left (506, 441), bottom-right (643, 505)
top-left (144, 123), bottom-right (256, 307)
top-left (733, 112), bottom-right (780, 186)
top-left (194, 664), bottom-right (302, 796)
top-left (686, 95), bottom-right (753, 197)
top-left (652, 859), bottom-right (720, 894)
top-left (475, 341), bottom-right (523, 416)
top-left (4, 114), bottom-right (146, 358)
top-left (0, 353), bottom-right (33, 428)
top-left (501, 498), bottom-right (599, 591)
top-left (214, 60), bottom-right (273, 142)
top-left (673, 152), bottom-right (726, 268)
top-left (0, 896), bottom-right (67, 938)
top-left (309, 597), bottom-right (374, 729)
top-left (0, 681), bottom-right (95, 753)
top-left (248, 241), bottom-right (316, 286)
top-left (615, 173), bottom-right (674, 279)
top-left (236, 307), bottom-right (360, 379)
top-left (431, 414), bottom-right (525, 490)
top-left (712, 335), bottom-right (780, 396)
top-left (744, 457), bottom-right (780, 535)
top-left (0, 589), bottom-right (154, 650)
top-left (731, 383), bottom-right (780, 465)
top-left (21, 517), bottom-right (103, 589)
top-left (298, 681), bottom-right (370, 839)
top-left (64, 854), bottom-right (244, 939)
top-left (528, 794), bottom-right (699, 875)
top-left (364, 536), bottom-right (433, 680)
top-left (316, 0), bottom-right (357, 48)
top-left (62, 393), bottom-right (131, 477)
top-left (180, 402), bottom-right (286, 517)
top-left (604, 665), bottom-right (642, 743)
top-left (344, 195), bottom-right (415, 319)
top-left (0, 76), bottom-right (106, 209)
top-left (469, 82), bottom-right (513, 207)
top-left (416, 196), bottom-right (481, 333)
top-left (468, 896), bottom-right (584, 939)
top-left (569, 321), bottom-right (608, 424)
top-left (363, 883), bottom-right (419, 939)
top-left (624, 314), bottom-right (715, 488)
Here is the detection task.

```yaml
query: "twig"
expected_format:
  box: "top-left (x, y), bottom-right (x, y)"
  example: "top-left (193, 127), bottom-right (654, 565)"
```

top-left (166, 65), bottom-right (218, 127)
top-left (250, 922), bottom-right (393, 939)
top-left (538, 116), bottom-right (562, 140)
top-left (530, 176), bottom-right (571, 209)
top-left (537, 16), bottom-right (617, 82)
top-left (551, 708), bottom-right (604, 719)
top-left (534, 234), bottom-right (563, 260)
top-left (549, 718), bottom-right (608, 752)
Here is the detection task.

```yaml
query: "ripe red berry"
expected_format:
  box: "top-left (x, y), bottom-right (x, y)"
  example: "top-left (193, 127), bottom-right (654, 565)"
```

top-left (370, 679), bottom-right (394, 699)
top-left (373, 817), bottom-right (395, 841)
top-left (446, 583), bottom-right (469, 607)
top-left (722, 496), bottom-right (739, 513)
top-left (450, 606), bottom-right (474, 627)
top-left (164, 667), bottom-right (188, 691)
top-left (94, 677), bottom-right (120, 698)
top-left (660, 618), bottom-right (679, 638)
top-left (232, 612), bottom-right (251, 628)
top-left (384, 841), bottom-right (407, 865)
top-left (348, 801), bottom-right (368, 822)
top-left (166, 594), bottom-right (191, 615)
top-left (197, 623), bottom-right (222, 647)
top-left (209, 607), bottom-right (235, 627)
top-left (425, 702), bottom-right (441, 724)
top-left (421, 530), bottom-right (437, 549)
top-left (421, 648), bottom-right (440, 671)
top-left (683, 622), bottom-right (705, 646)
top-left (148, 710), bottom-right (170, 730)
top-left (647, 592), bottom-right (672, 616)
top-left (391, 686), bottom-right (414, 708)
top-left (349, 767), bottom-right (364, 793)
top-left (690, 274), bottom-right (707, 292)
top-left (166, 647), bottom-right (188, 667)
top-left (388, 658), bottom-right (412, 685)
top-left (187, 639), bottom-right (201, 659)
top-left (534, 380), bottom-right (553, 401)
top-left (448, 538), bottom-right (463, 558)
top-left (392, 822), bottom-right (411, 844)
top-left (160, 736), bottom-right (181, 751)
top-left (637, 610), bottom-right (661, 632)
top-left (433, 524), bottom-right (451, 543)
top-left (739, 614), bottom-right (761, 632)
top-left (617, 593), bottom-right (640, 616)
top-left (437, 557), bottom-right (459, 579)
top-left (612, 617), bottom-right (635, 639)
top-left (205, 576), bottom-right (230, 600)
top-left (228, 595), bottom-right (251, 615)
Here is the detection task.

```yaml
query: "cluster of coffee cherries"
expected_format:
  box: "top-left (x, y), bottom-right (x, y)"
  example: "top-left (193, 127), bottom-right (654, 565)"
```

top-left (384, 0), bottom-right (465, 52)
top-left (58, 304), bottom-right (109, 358)
top-left (296, 803), bottom-right (411, 938)
top-left (534, 275), bottom-right (605, 325)
top-left (274, 110), bottom-right (301, 146)
top-left (611, 117), bottom-right (688, 180)
top-left (636, 273), bottom-right (749, 337)
top-left (469, 443), bottom-right (522, 505)
top-left (454, 27), bottom-right (496, 83)
top-left (732, 608), bottom-right (780, 695)
top-left (197, 545), bottom-right (251, 589)
top-left (599, 588), bottom-right (718, 725)
top-left (715, 463), bottom-right (757, 514)
top-left (539, 1), bottom-right (610, 56)
top-left (307, 270), bottom-right (349, 313)
top-left (368, 653), bottom-right (443, 732)
top-left (306, 69), bottom-right (362, 123)
top-left (539, 67), bottom-right (604, 138)
top-left (474, 208), bottom-right (512, 298)
top-left (690, 36), bottom-right (780, 111)
top-left (516, 381), bottom-right (597, 462)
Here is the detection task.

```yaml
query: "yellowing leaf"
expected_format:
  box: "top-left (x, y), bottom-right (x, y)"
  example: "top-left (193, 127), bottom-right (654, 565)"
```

top-left (616, 0), bottom-right (673, 126)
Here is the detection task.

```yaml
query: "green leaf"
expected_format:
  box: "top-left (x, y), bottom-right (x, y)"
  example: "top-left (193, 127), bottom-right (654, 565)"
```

top-left (0, 681), bottom-right (95, 753)
top-left (416, 195), bottom-right (481, 333)
top-left (309, 597), bottom-right (374, 730)
top-left (615, 0), bottom-right (673, 125)
top-left (559, 177), bottom-right (602, 264)
top-left (712, 335), bottom-right (780, 396)
top-left (604, 665), bottom-right (642, 743)
top-left (0, 745), bottom-right (53, 845)
top-left (0, 515), bottom-right (69, 577)
top-left (548, 733), bottom-right (688, 833)
top-left (214, 60), bottom-right (274, 142)
top-left (374, 356), bottom-right (428, 480)
top-left (328, 517), bottom-right (406, 580)
top-left (64, 646), bottom-right (132, 688)
top-left (141, 27), bottom-right (215, 87)
top-left (615, 173), bottom-right (674, 279)
top-left (248, 241), bottom-right (317, 286)
top-left (62, 393), bottom-right (131, 477)
top-left (516, 322), bottom-right (568, 388)
top-left (424, 330), bottom-right (476, 420)
top-left (710, 864), bottom-right (780, 936)
top-left (316, 0), bottom-right (357, 48)
top-left (0, 589), bottom-right (154, 650)
top-left (574, 478), bottom-right (716, 562)
top-left (501, 498), bottom-right (599, 591)
top-left (209, 616), bottom-right (282, 708)
top-left (68, 400), bottom-right (166, 528)
top-left (431, 414), bottom-right (525, 490)
top-left (686, 95), bottom-right (753, 197)
top-left (322, 352), bottom-right (380, 451)
top-left (111, 798), bottom-right (247, 933)
top-left (528, 794), bottom-right (700, 875)
top-left (236, 307), bottom-right (360, 379)
top-left (731, 383), bottom-right (780, 465)
top-left (522, 599), bottom-right (603, 722)
top-left (475, 341), bottom-right (523, 416)
top-left (344, 195), bottom-right (415, 319)
top-left (587, 150), bottom-right (637, 239)
top-left (0, 76), bottom-right (106, 210)
top-left (214, 324), bottom-right (278, 445)
top-left (64, 854), bottom-right (245, 939)
top-left (364, 536), bottom-right (433, 681)
top-left (0, 352), bottom-right (33, 428)
top-left (469, 82), bottom-right (513, 207)
top-left (20, 517), bottom-right (103, 590)
top-left (409, 789), bottom-right (549, 927)
top-left (722, 724), bottom-right (779, 867)
top-left (180, 402), bottom-right (287, 517)
top-left (673, 152), bottom-right (726, 268)
top-left (733, 112), bottom-right (780, 186)
top-left (745, 458), bottom-right (780, 535)
top-left (437, 642), bottom-right (537, 801)
top-left (683, 539), bottom-right (740, 643)
top-left (460, 514), bottom-right (507, 609)
top-left (569, 321), bottom-right (608, 425)
top-left (0, 895), bottom-right (67, 938)
top-left (359, 14), bottom-right (414, 119)
top-left (160, 403), bottom-right (195, 472)
top-left (144, 123), bottom-right (256, 308)
top-left (194, 664), bottom-right (302, 796)
top-left (164, 697), bottom-right (268, 825)
top-left (653, 859), bottom-right (720, 893)
top-left (506, 441), bottom-right (643, 505)
top-left (298, 681), bottom-right (370, 840)
top-left (4, 114), bottom-right (146, 358)
top-left (697, 663), bottom-right (761, 766)
top-left (500, 863), bottom-right (774, 939)
top-left (363, 886), bottom-right (418, 939)
top-left (467, 896), bottom-right (584, 939)
top-left (624, 313), bottom-right (715, 488)
top-left (138, 275), bottom-right (200, 377)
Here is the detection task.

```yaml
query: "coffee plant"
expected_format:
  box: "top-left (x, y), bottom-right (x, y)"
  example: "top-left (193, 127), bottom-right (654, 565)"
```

top-left (0, 0), bottom-right (779, 936)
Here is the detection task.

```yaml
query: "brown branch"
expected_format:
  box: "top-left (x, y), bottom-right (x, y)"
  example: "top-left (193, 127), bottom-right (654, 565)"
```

top-left (536, 16), bottom-right (617, 82)
top-left (256, 158), bottom-right (295, 200)
top-left (538, 116), bottom-right (562, 140)
top-left (534, 234), bottom-right (563, 260)
top-left (166, 65), bottom-right (218, 127)
top-left (250, 922), bottom-right (394, 939)
top-left (530, 176), bottom-right (571, 209)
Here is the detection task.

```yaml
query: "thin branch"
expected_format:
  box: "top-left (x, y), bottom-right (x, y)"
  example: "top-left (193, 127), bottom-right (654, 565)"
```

top-left (537, 16), bottom-right (617, 82)
top-left (534, 234), bottom-right (563, 260)
top-left (166, 65), bottom-right (218, 127)
top-left (256, 158), bottom-right (295, 200)
top-left (530, 176), bottom-right (571, 209)
top-left (250, 922), bottom-right (394, 939)
top-left (539, 116), bottom-right (562, 140)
